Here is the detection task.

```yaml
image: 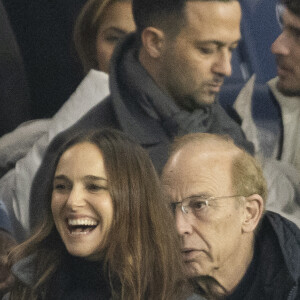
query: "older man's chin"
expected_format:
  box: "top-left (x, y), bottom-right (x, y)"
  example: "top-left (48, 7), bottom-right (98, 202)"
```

top-left (184, 260), bottom-right (211, 279)
top-left (189, 275), bottom-right (227, 299)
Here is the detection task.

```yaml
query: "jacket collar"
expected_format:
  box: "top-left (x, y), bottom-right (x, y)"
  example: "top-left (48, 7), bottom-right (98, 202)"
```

top-left (264, 211), bottom-right (300, 283)
top-left (11, 254), bottom-right (36, 287)
top-left (256, 211), bottom-right (300, 296)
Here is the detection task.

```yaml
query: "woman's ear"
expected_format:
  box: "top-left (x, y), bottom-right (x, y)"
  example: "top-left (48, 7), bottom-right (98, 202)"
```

top-left (242, 194), bottom-right (264, 233)
top-left (141, 27), bottom-right (165, 58)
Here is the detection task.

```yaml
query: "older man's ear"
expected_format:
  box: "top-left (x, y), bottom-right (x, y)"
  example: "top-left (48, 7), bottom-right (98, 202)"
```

top-left (241, 194), bottom-right (264, 233)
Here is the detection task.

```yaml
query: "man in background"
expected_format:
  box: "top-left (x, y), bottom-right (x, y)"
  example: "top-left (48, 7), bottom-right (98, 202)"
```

top-left (235, 0), bottom-right (300, 173)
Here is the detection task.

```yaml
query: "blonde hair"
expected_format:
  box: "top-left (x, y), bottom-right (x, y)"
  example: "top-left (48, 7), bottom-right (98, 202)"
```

top-left (74, 0), bottom-right (130, 73)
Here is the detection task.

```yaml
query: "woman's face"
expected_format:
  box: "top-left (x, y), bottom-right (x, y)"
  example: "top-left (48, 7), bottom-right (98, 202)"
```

top-left (51, 142), bottom-right (113, 261)
top-left (96, 1), bottom-right (135, 73)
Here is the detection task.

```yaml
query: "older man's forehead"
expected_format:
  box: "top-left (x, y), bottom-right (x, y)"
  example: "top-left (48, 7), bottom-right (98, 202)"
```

top-left (162, 150), bottom-right (235, 201)
top-left (167, 140), bottom-right (237, 167)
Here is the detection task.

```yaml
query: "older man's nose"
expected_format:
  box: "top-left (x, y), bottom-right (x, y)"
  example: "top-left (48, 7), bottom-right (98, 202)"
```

top-left (175, 209), bottom-right (194, 236)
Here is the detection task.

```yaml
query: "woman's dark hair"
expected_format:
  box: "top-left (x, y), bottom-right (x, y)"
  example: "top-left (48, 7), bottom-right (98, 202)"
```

top-left (8, 128), bottom-right (187, 299)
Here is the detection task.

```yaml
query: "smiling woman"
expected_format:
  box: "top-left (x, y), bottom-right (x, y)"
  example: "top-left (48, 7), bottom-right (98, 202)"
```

top-left (6, 129), bottom-right (187, 300)
top-left (51, 142), bottom-right (114, 261)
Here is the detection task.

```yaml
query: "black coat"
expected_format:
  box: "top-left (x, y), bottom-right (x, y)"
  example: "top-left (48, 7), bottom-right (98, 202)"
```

top-left (230, 211), bottom-right (300, 300)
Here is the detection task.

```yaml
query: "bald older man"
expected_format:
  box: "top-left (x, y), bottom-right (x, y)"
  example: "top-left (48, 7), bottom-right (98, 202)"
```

top-left (162, 133), bottom-right (300, 299)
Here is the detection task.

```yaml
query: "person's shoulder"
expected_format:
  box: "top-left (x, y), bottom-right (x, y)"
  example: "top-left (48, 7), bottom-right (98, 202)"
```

top-left (264, 211), bottom-right (300, 231)
top-left (70, 95), bottom-right (117, 130)
top-left (260, 211), bottom-right (300, 287)
top-left (39, 95), bottom-right (117, 164)
top-left (11, 254), bottom-right (37, 286)
top-left (263, 211), bottom-right (300, 248)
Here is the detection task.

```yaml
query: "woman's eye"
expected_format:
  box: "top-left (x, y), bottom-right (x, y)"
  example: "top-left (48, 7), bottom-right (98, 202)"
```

top-left (53, 183), bottom-right (70, 192)
top-left (86, 184), bottom-right (107, 192)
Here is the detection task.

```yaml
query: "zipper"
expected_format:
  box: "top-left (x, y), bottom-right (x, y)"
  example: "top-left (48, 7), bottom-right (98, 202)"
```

top-left (287, 285), bottom-right (297, 300)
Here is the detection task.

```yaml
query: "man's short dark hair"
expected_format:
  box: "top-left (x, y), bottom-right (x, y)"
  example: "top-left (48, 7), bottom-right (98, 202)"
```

top-left (132, 0), bottom-right (237, 39)
top-left (132, 0), bottom-right (185, 38)
top-left (282, 0), bottom-right (300, 17)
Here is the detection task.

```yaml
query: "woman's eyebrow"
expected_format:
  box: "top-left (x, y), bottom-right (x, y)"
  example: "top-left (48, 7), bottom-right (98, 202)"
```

top-left (84, 175), bottom-right (107, 181)
top-left (53, 174), bottom-right (69, 181)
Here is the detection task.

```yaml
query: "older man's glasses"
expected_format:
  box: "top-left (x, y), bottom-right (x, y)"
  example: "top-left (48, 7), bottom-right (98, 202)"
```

top-left (170, 195), bottom-right (245, 220)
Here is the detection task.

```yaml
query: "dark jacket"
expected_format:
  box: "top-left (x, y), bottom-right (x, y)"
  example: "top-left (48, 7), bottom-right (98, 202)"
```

top-left (228, 211), bottom-right (300, 300)
top-left (244, 211), bottom-right (300, 300)
top-left (6, 253), bottom-right (111, 300)
top-left (30, 33), bottom-right (253, 229)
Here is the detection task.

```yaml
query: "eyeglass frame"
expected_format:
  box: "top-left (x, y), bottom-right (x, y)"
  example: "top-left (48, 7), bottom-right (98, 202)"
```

top-left (170, 194), bottom-right (246, 219)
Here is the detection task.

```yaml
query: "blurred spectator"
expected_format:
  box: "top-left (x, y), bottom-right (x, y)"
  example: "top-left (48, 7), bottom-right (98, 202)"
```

top-left (233, 0), bottom-right (300, 226)
top-left (219, 0), bottom-right (281, 117)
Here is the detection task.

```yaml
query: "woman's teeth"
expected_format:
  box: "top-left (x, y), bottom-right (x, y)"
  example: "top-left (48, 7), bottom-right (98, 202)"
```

top-left (67, 218), bottom-right (98, 234)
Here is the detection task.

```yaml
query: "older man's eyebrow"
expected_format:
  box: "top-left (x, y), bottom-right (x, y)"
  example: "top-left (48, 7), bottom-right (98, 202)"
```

top-left (186, 192), bottom-right (211, 199)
